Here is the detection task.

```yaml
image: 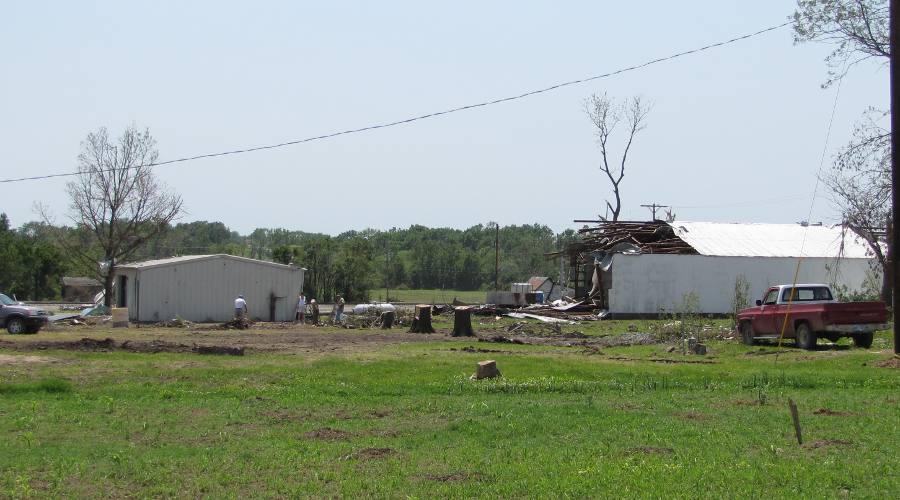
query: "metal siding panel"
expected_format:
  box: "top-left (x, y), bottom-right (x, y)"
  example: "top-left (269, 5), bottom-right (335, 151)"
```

top-left (608, 254), bottom-right (876, 314)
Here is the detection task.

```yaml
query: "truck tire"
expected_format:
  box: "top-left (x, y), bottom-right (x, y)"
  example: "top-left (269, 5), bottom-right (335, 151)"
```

top-left (852, 332), bottom-right (874, 349)
top-left (795, 322), bottom-right (817, 350)
top-left (740, 322), bottom-right (755, 346)
top-left (6, 317), bottom-right (25, 334)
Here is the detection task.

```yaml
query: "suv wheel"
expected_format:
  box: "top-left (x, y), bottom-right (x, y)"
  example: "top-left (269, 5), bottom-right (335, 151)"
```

top-left (795, 322), bottom-right (817, 350)
top-left (6, 317), bottom-right (25, 334)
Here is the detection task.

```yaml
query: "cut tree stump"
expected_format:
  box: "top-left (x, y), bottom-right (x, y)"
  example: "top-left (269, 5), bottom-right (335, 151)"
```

top-left (452, 306), bottom-right (474, 337)
top-left (471, 360), bottom-right (501, 380)
top-left (408, 304), bottom-right (435, 333)
top-left (380, 311), bottom-right (395, 329)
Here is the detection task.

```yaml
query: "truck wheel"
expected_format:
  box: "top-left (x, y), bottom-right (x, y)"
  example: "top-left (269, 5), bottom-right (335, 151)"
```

top-left (6, 318), bottom-right (25, 334)
top-left (852, 332), bottom-right (874, 349)
top-left (795, 322), bottom-right (817, 350)
top-left (740, 322), bottom-right (755, 346)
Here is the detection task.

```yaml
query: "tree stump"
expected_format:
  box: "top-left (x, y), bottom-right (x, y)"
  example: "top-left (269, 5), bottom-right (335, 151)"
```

top-left (471, 360), bottom-right (501, 380)
top-left (380, 311), bottom-right (395, 329)
top-left (451, 306), bottom-right (474, 337)
top-left (408, 304), bottom-right (435, 333)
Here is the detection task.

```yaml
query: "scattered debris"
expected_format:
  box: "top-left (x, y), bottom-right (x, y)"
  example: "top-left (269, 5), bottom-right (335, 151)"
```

top-left (156, 317), bottom-right (194, 328)
top-left (221, 317), bottom-right (254, 330)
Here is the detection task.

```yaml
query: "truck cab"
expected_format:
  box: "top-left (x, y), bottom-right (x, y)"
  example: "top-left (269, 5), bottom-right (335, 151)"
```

top-left (0, 293), bottom-right (50, 334)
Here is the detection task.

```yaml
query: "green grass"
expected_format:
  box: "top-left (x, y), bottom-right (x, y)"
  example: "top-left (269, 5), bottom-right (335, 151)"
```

top-left (0, 328), bottom-right (898, 498)
top-left (369, 288), bottom-right (488, 304)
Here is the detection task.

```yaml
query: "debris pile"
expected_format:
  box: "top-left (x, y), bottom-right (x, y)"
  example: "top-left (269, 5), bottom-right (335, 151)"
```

top-left (565, 221), bottom-right (697, 256)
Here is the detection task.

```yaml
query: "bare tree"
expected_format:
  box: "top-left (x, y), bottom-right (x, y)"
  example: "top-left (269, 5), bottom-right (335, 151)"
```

top-left (793, 0), bottom-right (889, 87)
top-left (63, 126), bottom-right (183, 306)
top-left (794, 0), bottom-right (891, 303)
top-left (823, 109), bottom-right (891, 302)
top-left (584, 93), bottom-right (650, 221)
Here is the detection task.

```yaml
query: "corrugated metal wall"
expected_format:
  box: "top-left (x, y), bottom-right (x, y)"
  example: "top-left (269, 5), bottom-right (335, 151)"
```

top-left (121, 257), bottom-right (304, 322)
top-left (608, 254), bottom-right (873, 314)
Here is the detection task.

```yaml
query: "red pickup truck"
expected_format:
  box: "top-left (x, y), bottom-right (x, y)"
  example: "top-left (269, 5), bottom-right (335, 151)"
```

top-left (737, 284), bottom-right (889, 350)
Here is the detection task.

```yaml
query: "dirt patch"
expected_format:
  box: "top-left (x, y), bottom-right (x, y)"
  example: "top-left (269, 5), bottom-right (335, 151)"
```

top-left (804, 439), bottom-right (852, 450)
top-left (744, 349), bottom-right (782, 356)
top-left (1, 337), bottom-right (244, 356)
top-left (874, 357), bottom-right (900, 369)
top-left (342, 447), bottom-right (396, 461)
top-left (261, 409), bottom-right (310, 422)
top-left (370, 409), bottom-right (391, 418)
top-left (420, 472), bottom-right (484, 482)
top-left (0, 354), bottom-right (61, 365)
top-left (449, 346), bottom-right (513, 354)
top-left (813, 408), bottom-right (856, 417)
top-left (626, 446), bottom-right (674, 455)
top-left (304, 427), bottom-right (352, 441)
top-left (731, 399), bottom-right (767, 407)
top-left (607, 356), bottom-right (718, 365)
top-left (674, 411), bottom-right (709, 421)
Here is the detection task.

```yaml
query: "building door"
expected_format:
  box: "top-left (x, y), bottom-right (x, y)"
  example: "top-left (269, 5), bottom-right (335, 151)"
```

top-left (117, 275), bottom-right (128, 307)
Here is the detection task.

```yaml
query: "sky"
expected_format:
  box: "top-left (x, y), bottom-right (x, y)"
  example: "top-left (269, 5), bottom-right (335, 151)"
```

top-left (0, 1), bottom-right (890, 235)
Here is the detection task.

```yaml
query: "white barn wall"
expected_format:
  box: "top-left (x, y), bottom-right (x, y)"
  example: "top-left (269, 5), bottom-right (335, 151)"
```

top-left (608, 254), bottom-right (873, 314)
top-left (118, 256), bottom-right (303, 322)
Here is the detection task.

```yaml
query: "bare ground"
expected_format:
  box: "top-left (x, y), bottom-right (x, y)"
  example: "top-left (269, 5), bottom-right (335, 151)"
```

top-left (0, 323), bottom-right (663, 356)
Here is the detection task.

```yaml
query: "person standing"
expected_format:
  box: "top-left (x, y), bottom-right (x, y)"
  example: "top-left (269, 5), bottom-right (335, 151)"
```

top-left (234, 294), bottom-right (248, 319)
top-left (295, 293), bottom-right (307, 323)
top-left (334, 295), bottom-right (345, 324)
top-left (310, 299), bottom-right (319, 325)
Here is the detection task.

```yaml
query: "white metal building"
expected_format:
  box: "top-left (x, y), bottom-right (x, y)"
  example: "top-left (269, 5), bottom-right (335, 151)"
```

top-left (114, 255), bottom-right (305, 322)
top-left (602, 222), bottom-right (877, 315)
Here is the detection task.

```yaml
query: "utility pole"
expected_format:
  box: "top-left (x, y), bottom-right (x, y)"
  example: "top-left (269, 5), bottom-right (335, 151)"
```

top-left (641, 203), bottom-right (669, 220)
top-left (494, 223), bottom-right (500, 291)
top-left (891, 0), bottom-right (899, 354)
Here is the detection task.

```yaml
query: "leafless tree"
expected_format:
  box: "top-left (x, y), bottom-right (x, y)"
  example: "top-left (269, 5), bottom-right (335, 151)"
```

top-left (584, 93), bottom-right (650, 221)
top-left (62, 126), bottom-right (183, 306)
top-left (823, 109), bottom-right (891, 302)
top-left (793, 0), bottom-right (889, 87)
top-left (794, 0), bottom-right (892, 303)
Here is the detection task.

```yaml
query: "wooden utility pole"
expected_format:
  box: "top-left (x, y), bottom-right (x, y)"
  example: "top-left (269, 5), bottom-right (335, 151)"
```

top-left (494, 224), bottom-right (500, 291)
top-left (892, 0), bottom-right (899, 354)
top-left (641, 203), bottom-right (669, 220)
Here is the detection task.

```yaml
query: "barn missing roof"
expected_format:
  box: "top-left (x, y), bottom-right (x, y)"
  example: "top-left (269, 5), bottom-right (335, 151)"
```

top-left (556, 220), bottom-right (877, 316)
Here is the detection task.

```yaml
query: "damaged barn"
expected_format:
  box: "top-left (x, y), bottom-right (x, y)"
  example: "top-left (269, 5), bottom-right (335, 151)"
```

top-left (555, 220), bottom-right (878, 317)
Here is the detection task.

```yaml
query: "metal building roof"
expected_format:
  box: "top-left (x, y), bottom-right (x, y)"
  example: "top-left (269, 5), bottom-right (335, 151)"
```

top-left (118, 254), bottom-right (304, 271)
top-left (669, 221), bottom-right (873, 258)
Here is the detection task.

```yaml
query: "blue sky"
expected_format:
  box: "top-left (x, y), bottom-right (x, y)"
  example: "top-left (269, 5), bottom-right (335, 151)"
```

top-left (0, 1), bottom-right (889, 234)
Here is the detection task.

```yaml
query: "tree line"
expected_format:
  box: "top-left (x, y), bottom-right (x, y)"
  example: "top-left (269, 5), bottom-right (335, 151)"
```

top-left (0, 213), bottom-right (577, 302)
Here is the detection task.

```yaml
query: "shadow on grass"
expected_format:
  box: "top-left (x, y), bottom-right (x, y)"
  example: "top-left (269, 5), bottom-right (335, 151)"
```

top-left (0, 377), bottom-right (71, 395)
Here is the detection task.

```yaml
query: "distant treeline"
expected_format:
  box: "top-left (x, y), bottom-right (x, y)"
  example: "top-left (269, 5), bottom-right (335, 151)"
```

top-left (0, 215), bottom-right (579, 302)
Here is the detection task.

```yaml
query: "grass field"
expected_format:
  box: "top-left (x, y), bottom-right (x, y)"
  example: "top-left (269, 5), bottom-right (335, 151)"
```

top-left (368, 288), bottom-right (487, 304)
top-left (0, 319), bottom-right (897, 498)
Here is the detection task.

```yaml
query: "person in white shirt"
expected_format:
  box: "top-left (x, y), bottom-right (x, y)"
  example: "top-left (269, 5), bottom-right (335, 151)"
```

top-left (234, 294), bottom-right (248, 319)
top-left (295, 293), bottom-right (307, 323)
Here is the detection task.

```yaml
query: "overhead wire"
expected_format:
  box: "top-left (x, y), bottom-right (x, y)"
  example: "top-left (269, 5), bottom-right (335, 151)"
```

top-left (1, 21), bottom-right (792, 184)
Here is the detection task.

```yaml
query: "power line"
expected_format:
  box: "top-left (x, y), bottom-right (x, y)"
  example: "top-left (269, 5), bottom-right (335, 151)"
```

top-left (2, 21), bottom-right (791, 184)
